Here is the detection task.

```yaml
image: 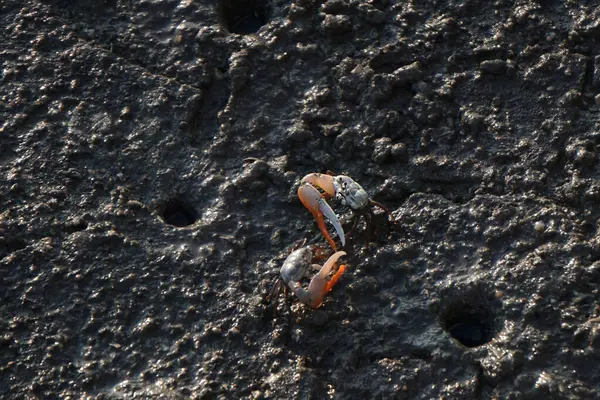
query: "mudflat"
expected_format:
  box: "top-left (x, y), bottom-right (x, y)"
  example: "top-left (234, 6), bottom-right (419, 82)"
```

top-left (2, 1), bottom-right (600, 398)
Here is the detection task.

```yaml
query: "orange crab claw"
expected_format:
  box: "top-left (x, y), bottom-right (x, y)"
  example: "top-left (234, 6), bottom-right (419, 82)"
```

top-left (324, 264), bottom-right (346, 293)
top-left (298, 184), bottom-right (345, 251)
top-left (302, 250), bottom-right (347, 308)
top-left (301, 173), bottom-right (336, 199)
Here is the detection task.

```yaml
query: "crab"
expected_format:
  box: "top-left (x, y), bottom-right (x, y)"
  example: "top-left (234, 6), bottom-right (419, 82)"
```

top-left (298, 172), bottom-right (392, 250)
top-left (267, 244), bottom-right (347, 310)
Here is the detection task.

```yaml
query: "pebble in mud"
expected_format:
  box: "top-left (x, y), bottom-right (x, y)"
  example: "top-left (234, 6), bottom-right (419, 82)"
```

top-left (572, 147), bottom-right (596, 166)
top-left (236, 160), bottom-right (269, 185)
top-left (287, 122), bottom-right (313, 143)
top-left (357, 3), bottom-right (385, 25)
top-left (460, 109), bottom-right (485, 134)
top-left (479, 59), bottom-right (507, 75)
top-left (334, 128), bottom-right (355, 159)
top-left (534, 221), bottom-right (546, 233)
top-left (392, 61), bottom-right (423, 86)
top-left (372, 137), bottom-right (392, 164)
top-left (566, 140), bottom-right (596, 167)
top-left (391, 143), bottom-right (409, 162)
top-left (321, 14), bottom-right (353, 34)
top-left (321, 0), bottom-right (349, 14)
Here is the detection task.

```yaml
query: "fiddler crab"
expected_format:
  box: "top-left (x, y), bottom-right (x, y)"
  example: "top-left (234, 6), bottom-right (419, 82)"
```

top-left (267, 244), bottom-right (347, 309)
top-left (298, 172), bottom-right (392, 250)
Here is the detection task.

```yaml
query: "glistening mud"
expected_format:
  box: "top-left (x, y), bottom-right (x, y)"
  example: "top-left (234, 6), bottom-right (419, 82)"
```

top-left (2, 0), bottom-right (600, 398)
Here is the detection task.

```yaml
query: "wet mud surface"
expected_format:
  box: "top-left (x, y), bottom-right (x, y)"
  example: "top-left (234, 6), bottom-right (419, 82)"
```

top-left (2, 0), bottom-right (600, 398)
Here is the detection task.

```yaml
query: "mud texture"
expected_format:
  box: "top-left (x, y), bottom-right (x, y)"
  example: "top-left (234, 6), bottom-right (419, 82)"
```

top-left (2, 0), bottom-right (600, 398)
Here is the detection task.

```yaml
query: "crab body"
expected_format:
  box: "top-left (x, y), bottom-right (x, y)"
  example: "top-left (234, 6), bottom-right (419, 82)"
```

top-left (331, 175), bottom-right (370, 210)
top-left (279, 246), bottom-right (312, 283)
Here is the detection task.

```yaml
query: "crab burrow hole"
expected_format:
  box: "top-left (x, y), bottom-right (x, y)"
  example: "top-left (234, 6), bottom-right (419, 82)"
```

top-left (159, 198), bottom-right (198, 227)
top-left (439, 293), bottom-right (499, 348)
top-left (219, 0), bottom-right (269, 35)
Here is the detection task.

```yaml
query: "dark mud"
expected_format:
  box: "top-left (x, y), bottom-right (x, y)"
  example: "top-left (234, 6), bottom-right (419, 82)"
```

top-left (2, 0), bottom-right (600, 398)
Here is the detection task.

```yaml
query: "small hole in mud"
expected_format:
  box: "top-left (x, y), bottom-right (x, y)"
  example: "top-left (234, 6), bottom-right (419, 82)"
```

top-left (219, 0), bottom-right (269, 34)
top-left (160, 199), bottom-right (197, 227)
top-left (441, 301), bottom-right (497, 348)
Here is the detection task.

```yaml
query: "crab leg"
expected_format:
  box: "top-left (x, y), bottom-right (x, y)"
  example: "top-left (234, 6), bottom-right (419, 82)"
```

top-left (298, 184), bottom-right (345, 250)
top-left (371, 199), bottom-right (393, 221)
